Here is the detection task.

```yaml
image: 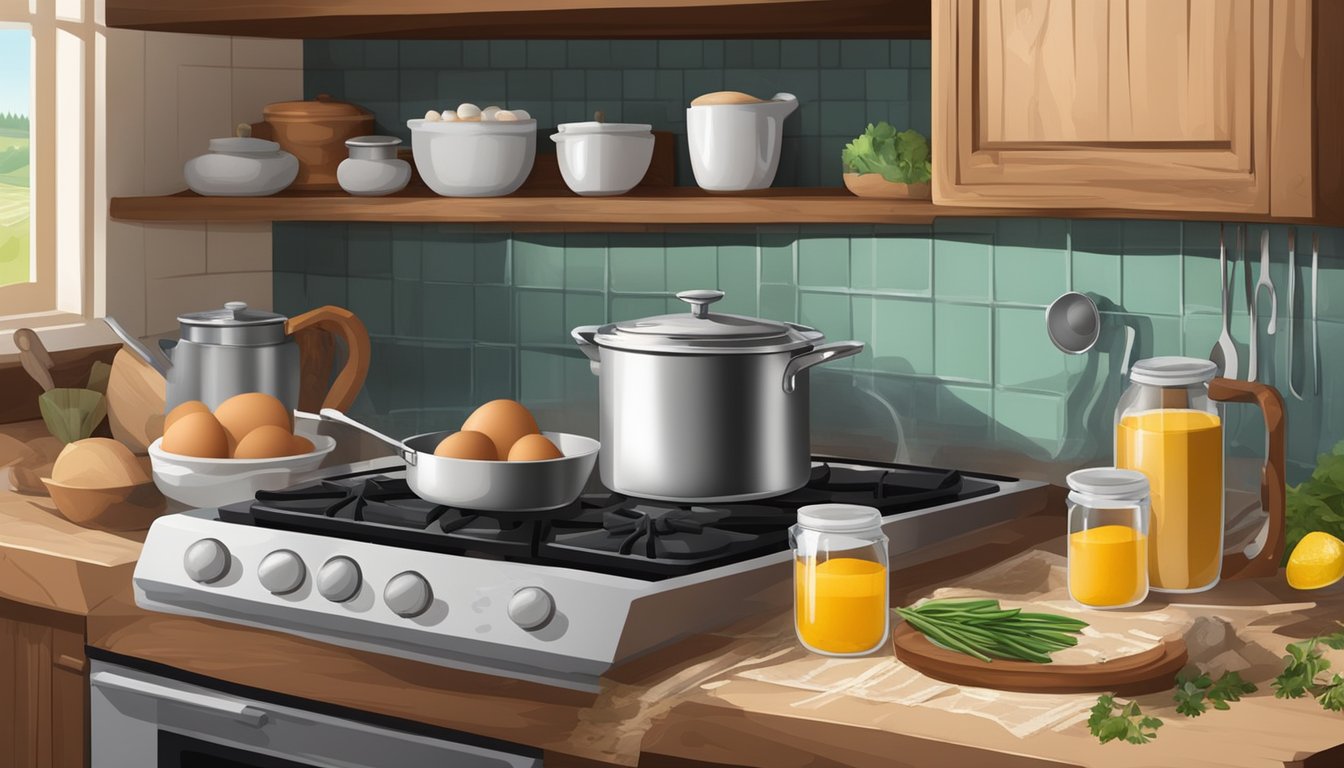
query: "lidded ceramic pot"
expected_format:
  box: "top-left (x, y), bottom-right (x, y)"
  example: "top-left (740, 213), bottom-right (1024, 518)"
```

top-left (550, 114), bottom-right (654, 196)
top-left (183, 125), bottom-right (298, 197)
top-left (338, 136), bottom-right (411, 196)
top-left (261, 94), bottom-right (374, 189)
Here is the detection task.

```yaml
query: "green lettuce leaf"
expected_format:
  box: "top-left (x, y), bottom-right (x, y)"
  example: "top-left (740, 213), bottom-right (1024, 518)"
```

top-left (841, 122), bottom-right (932, 184)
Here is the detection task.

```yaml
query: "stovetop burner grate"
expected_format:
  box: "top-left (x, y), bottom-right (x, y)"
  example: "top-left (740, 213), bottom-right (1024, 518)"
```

top-left (217, 459), bottom-right (1004, 580)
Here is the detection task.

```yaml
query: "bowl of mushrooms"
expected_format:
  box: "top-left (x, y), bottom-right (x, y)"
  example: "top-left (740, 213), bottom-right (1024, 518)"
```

top-left (407, 103), bottom-right (536, 197)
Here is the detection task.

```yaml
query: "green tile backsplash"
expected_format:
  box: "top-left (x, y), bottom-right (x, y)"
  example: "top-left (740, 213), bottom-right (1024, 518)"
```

top-left (292, 39), bottom-right (1344, 485)
top-left (275, 220), bottom-right (1344, 484)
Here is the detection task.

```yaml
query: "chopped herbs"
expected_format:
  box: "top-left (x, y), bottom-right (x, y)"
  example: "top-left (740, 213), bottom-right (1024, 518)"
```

top-left (1273, 626), bottom-right (1344, 707)
top-left (1173, 669), bottom-right (1256, 716)
top-left (1087, 694), bottom-right (1162, 745)
top-left (894, 598), bottom-right (1088, 664)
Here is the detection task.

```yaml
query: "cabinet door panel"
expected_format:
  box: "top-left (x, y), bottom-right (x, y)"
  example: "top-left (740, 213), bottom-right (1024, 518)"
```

top-left (933, 0), bottom-right (1288, 213)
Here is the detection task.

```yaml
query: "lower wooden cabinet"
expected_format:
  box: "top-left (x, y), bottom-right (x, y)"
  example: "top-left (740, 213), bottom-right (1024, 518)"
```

top-left (0, 598), bottom-right (87, 768)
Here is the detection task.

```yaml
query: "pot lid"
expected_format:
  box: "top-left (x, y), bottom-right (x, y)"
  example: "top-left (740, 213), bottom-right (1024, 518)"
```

top-left (207, 136), bottom-right (281, 154)
top-left (264, 93), bottom-right (371, 120)
top-left (555, 121), bottom-right (652, 136)
top-left (592, 289), bottom-right (823, 354)
top-left (1128, 356), bottom-right (1217, 387)
top-left (179, 301), bottom-right (286, 328)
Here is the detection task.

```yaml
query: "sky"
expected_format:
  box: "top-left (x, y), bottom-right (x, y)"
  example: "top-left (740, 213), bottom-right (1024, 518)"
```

top-left (0, 28), bottom-right (31, 118)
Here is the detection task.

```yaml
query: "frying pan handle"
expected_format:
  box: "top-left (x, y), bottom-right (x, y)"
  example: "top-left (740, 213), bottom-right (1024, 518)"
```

top-left (318, 408), bottom-right (417, 465)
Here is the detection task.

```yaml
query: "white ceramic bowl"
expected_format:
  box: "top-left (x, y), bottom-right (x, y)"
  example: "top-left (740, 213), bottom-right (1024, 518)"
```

top-left (687, 93), bottom-right (797, 191)
top-left (184, 136), bottom-right (299, 196)
top-left (550, 121), bottom-right (654, 196)
top-left (148, 434), bottom-right (336, 508)
top-left (407, 118), bottom-right (537, 197)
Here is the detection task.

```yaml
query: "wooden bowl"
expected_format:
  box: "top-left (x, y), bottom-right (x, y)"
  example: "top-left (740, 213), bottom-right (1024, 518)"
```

top-left (40, 478), bottom-right (166, 531)
top-left (842, 172), bottom-right (931, 199)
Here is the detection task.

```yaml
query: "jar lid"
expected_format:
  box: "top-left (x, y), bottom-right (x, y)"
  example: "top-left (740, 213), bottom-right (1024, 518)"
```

top-left (345, 135), bottom-right (402, 148)
top-left (591, 289), bottom-right (824, 354)
top-left (796, 504), bottom-right (882, 533)
top-left (1066, 468), bottom-right (1150, 500)
top-left (264, 94), bottom-right (371, 121)
top-left (207, 136), bottom-right (281, 154)
top-left (1128, 356), bottom-right (1217, 387)
top-left (555, 121), bottom-right (652, 136)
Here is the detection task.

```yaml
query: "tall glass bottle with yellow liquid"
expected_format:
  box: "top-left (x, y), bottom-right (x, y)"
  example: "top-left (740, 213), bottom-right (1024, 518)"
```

top-left (1115, 357), bottom-right (1287, 592)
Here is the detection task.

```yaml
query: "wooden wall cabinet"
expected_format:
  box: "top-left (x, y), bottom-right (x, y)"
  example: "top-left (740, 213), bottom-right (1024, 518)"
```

top-left (933, 0), bottom-right (1344, 221)
top-left (0, 599), bottom-right (87, 768)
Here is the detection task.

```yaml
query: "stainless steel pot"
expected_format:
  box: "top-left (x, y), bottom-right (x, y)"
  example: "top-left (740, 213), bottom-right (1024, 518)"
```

top-left (571, 289), bottom-right (863, 501)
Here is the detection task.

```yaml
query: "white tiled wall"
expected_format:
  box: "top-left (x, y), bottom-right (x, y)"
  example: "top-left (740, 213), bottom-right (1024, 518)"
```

top-left (104, 30), bottom-right (301, 338)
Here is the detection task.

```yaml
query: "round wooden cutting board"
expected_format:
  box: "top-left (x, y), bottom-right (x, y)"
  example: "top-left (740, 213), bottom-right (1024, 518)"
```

top-left (891, 622), bottom-right (1189, 695)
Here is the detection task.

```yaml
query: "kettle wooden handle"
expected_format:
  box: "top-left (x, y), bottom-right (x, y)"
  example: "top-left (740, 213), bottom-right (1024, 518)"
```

top-left (285, 306), bottom-right (370, 412)
top-left (1208, 377), bottom-right (1286, 580)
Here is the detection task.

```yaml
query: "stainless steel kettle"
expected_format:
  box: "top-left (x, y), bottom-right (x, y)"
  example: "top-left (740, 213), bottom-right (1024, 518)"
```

top-left (114, 302), bottom-right (369, 413)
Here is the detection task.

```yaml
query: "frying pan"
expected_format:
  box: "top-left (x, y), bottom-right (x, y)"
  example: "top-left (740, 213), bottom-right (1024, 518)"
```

top-left (320, 408), bottom-right (599, 512)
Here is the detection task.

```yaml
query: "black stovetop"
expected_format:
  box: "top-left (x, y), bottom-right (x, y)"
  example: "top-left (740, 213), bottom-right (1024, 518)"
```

top-left (217, 459), bottom-right (1005, 580)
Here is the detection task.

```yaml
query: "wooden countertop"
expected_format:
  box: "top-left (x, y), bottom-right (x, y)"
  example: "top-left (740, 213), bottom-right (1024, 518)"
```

top-left (0, 422), bottom-right (146, 617)
top-left (8, 433), bottom-right (1343, 767)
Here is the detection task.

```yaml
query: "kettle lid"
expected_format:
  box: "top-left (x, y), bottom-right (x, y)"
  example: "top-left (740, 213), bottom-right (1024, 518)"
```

top-left (179, 301), bottom-right (286, 328)
top-left (178, 302), bottom-right (287, 346)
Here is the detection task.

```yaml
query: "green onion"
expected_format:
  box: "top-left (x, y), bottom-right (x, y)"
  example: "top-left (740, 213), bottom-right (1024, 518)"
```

top-left (897, 599), bottom-right (1088, 664)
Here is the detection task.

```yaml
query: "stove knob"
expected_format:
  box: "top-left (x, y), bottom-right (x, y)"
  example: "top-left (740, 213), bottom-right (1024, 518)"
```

top-left (384, 571), bottom-right (433, 618)
top-left (316, 556), bottom-right (361, 603)
top-left (258, 550), bottom-right (306, 595)
top-left (183, 538), bottom-right (230, 584)
top-left (507, 587), bottom-right (554, 631)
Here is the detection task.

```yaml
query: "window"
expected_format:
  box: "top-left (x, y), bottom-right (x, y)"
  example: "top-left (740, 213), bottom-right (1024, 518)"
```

top-left (0, 26), bottom-right (32, 294)
top-left (0, 0), bottom-right (98, 326)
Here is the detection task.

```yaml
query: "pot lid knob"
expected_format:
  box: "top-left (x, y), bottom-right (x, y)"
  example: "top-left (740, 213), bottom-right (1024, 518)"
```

top-left (225, 301), bottom-right (248, 317)
top-left (676, 289), bottom-right (725, 319)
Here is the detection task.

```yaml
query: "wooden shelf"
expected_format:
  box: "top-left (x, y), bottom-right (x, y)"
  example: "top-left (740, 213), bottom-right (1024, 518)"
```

top-left (109, 186), bottom-right (1334, 229)
top-left (111, 187), bottom-right (966, 227)
top-left (105, 0), bottom-right (930, 39)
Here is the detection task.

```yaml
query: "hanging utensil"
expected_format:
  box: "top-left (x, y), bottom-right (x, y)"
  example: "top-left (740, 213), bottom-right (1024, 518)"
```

top-left (1209, 224), bottom-right (1239, 378)
top-left (1313, 233), bottom-right (1321, 395)
top-left (1287, 229), bottom-right (1303, 400)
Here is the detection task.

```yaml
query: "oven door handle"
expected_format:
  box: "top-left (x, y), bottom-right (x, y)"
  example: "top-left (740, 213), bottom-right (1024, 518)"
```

top-left (91, 671), bottom-right (269, 727)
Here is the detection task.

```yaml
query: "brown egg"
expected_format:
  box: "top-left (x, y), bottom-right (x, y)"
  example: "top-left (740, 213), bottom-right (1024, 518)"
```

top-left (507, 434), bottom-right (563, 462)
top-left (214, 392), bottom-right (292, 450)
top-left (433, 430), bottom-right (498, 460)
top-left (161, 411), bottom-right (230, 458)
top-left (461, 400), bottom-right (539, 459)
top-left (291, 435), bottom-right (315, 455)
top-left (164, 400), bottom-right (210, 433)
top-left (233, 425), bottom-right (299, 459)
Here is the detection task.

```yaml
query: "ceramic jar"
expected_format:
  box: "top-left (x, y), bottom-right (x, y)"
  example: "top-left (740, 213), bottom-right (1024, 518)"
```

top-left (687, 92), bottom-right (797, 191)
top-left (261, 94), bottom-right (374, 189)
top-left (550, 120), bottom-right (654, 196)
top-left (337, 136), bottom-right (411, 196)
top-left (183, 133), bottom-right (298, 197)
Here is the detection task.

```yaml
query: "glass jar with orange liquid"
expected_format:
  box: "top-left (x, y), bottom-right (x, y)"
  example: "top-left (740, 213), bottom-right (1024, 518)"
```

top-left (1066, 468), bottom-right (1150, 608)
top-left (790, 504), bottom-right (889, 656)
top-left (1115, 357), bottom-right (1287, 593)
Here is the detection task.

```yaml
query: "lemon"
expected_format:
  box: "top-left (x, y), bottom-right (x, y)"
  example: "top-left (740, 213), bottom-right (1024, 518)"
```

top-left (1286, 532), bottom-right (1344, 590)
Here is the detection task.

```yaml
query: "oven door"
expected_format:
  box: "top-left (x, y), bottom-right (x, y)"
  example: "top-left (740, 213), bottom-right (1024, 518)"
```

top-left (89, 661), bottom-right (542, 768)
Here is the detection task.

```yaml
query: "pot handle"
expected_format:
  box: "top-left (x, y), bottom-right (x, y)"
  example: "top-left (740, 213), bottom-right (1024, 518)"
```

top-left (318, 408), bottom-right (417, 466)
top-left (782, 341), bottom-right (864, 394)
top-left (1207, 377), bottom-right (1286, 580)
top-left (571, 325), bottom-right (602, 375)
top-left (285, 306), bottom-right (371, 412)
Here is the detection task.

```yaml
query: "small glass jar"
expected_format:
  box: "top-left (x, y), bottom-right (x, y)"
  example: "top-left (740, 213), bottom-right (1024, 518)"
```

top-left (1066, 468), bottom-right (1151, 609)
top-left (790, 504), bottom-right (889, 656)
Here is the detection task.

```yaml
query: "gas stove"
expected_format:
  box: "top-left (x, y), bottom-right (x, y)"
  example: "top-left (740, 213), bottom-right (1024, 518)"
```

top-left (134, 458), bottom-right (1046, 690)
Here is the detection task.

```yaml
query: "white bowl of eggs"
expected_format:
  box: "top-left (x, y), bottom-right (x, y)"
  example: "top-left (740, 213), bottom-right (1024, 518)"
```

top-left (149, 393), bottom-right (337, 508)
top-left (408, 103), bottom-right (536, 197)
